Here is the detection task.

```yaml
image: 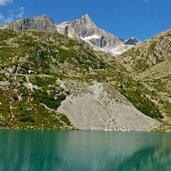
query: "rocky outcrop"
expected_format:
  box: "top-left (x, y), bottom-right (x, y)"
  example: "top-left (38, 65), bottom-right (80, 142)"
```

top-left (0, 24), bottom-right (8, 29)
top-left (4, 14), bottom-right (56, 32)
top-left (56, 14), bottom-right (138, 55)
top-left (57, 81), bottom-right (158, 131)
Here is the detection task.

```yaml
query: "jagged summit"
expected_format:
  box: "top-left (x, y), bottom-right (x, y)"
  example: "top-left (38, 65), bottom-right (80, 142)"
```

top-left (80, 14), bottom-right (92, 23)
top-left (81, 14), bottom-right (90, 19)
top-left (72, 14), bottom-right (95, 26)
top-left (36, 13), bottom-right (47, 18)
top-left (35, 14), bottom-right (54, 22)
top-left (56, 14), bottom-right (124, 54)
top-left (125, 36), bottom-right (141, 45)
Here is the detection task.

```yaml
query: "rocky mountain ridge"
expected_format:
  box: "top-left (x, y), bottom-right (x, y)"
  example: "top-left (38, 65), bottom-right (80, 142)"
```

top-left (0, 14), bottom-right (140, 55)
top-left (0, 14), bottom-right (56, 32)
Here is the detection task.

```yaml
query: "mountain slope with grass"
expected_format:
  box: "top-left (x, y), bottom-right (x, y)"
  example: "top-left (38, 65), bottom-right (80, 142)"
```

top-left (0, 29), bottom-right (160, 131)
top-left (117, 29), bottom-right (171, 131)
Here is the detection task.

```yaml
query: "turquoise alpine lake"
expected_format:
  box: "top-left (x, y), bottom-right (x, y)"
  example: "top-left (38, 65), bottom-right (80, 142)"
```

top-left (0, 130), bottom-right (171, 171)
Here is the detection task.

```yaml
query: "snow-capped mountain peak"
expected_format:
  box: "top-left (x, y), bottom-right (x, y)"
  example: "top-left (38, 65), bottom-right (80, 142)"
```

top-left (125, 36), bottom-right (141, 45)
top-left (56, 14), bottom-right (140, 55)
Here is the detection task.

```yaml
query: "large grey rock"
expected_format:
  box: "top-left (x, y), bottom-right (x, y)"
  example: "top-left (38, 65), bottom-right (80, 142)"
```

top-left (57, 81), bottom-right (158, 131)
top-left (3, 14), bottom-right (56, 32)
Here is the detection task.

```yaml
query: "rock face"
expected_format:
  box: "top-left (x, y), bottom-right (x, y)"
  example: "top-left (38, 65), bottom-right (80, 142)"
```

top-left (58, 81), bottom-right (158, 131)
top-left (56, 14), bottom-right (139, 55)
top-left (0, 24), bottom-right (7, 29)
top-left (4, 14), bottom-right (56, 32)
top-left (0, 14), bottom-right (140, 55)
top-left (56, 14), bottom-right (122, 47)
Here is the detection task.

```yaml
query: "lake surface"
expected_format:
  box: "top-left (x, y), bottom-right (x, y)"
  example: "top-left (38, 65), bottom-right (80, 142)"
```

top-left (0, 130), bottom-right (171, 171)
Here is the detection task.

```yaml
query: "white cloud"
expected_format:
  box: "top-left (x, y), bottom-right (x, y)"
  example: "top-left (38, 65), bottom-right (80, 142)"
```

top-left (0, 7), bottom-right (25, 23)
top-left (0, 0), bottom-right (12, 6)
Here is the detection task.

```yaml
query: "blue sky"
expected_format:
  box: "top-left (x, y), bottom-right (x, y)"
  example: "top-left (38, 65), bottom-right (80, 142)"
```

top-left (0, 0), bottom-right (171, 40)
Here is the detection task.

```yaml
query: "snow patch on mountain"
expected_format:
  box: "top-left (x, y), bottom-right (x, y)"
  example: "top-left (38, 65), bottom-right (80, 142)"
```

top-left (81, 34), bottom-right (100, 40)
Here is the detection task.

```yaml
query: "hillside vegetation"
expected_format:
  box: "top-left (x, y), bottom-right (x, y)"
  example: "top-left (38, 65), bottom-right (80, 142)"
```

top-left (117, 29), bottom-right (171, 131)
top-left (0, 29), bottom-right (170, 131)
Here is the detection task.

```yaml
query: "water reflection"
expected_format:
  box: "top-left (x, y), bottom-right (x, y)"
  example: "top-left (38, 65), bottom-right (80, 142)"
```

top-left (0, 130), bottom-right (171, 171)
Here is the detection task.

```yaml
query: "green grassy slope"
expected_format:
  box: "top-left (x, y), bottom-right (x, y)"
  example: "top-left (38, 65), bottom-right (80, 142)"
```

top-left (117, 29), bottom-right (171, 131)
top-left (0, 29), bottom-right (168, 130)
